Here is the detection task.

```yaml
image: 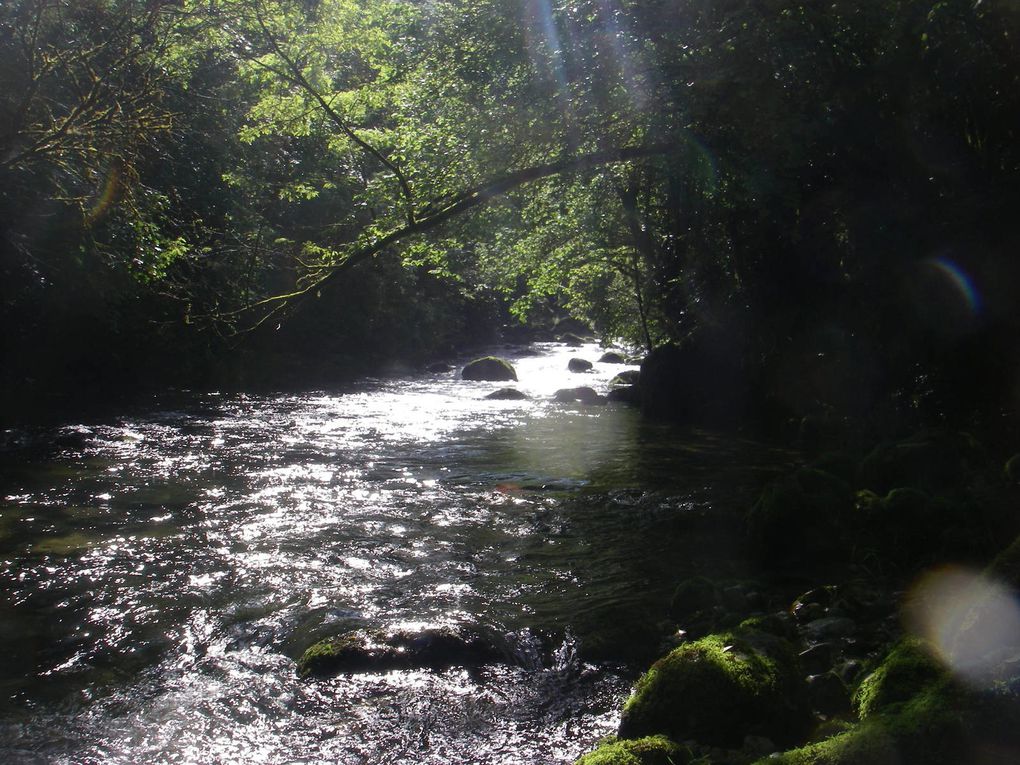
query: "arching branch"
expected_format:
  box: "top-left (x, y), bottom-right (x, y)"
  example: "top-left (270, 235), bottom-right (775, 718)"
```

top-left (232, 141), bottom-right (676, 333)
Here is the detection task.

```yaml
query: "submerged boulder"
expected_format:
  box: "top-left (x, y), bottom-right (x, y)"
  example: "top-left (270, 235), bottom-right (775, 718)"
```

top-left (298, 626), bottom-right (498, 678)
top-left (618, 629), bottom-right (811, 748)
top-left (554, 387), bottom-right (605, 405)
top-left (569, 358), bottom-right (594, 373)
top-left (485, 388), bottom-right (529, 400)
top-left (461, 356), bottom-right (517, 382)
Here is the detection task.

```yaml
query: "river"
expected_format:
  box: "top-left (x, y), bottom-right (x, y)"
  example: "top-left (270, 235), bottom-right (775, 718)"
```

top-left (0, 342), bottom-right (790, 764)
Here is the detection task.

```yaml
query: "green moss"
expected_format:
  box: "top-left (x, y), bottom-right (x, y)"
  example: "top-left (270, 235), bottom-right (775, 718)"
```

top-left (461, 356), bottom-right (517, 381)
top-left (618, 630), bottom-right (810, 748)
top-left (574, 735), bottom-right (689, 765)
top-left (760, 682), bottom-right (967, 765)
top-left (296, 631), bottom-right (390, 677)
top-left (853, 638), bottom-right (945, 718)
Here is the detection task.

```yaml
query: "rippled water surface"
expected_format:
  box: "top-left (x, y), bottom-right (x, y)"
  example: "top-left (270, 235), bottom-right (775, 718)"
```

top-left (0, 343), bottom-right (790, 764)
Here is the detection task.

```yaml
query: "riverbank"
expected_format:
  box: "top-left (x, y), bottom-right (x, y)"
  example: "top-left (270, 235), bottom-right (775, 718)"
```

top-left (572, 427), bottom-right (1020, 764)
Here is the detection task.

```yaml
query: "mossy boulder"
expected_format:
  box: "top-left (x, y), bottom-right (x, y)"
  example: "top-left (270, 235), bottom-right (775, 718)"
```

top-left (574, 735), bottom-right (689, 765)
top-left (618, 630), bottom-right (811, 748)
top-left (297, 626), bottom-right (498, 678)
top-left (746, 468), bottom-right (853, 567)
top-left (599, 352), bottom-right (628, 364)
top-left (461, 356), bottom-right (517, 381)
top-left (853, 639), bottom-right (945, 719)
top-left (610, 370), bottom-right (641, 386)
top-left (569, 357), bottom-right (594, 372)
top-left (760, 636), bottom-right (1020, 765)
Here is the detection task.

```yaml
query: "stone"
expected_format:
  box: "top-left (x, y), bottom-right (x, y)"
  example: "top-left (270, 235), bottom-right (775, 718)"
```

top-left (807, 671), bottom-right (852, 717)
top-left (297, 626), bottom-right (498, 678)
top-left (617, 629), bottom-right (811, 748)
top-left (554, 387), bottom-right (605, 405)
top-left (610, 370), bottom-right (641, 386)
top-left (573, 735), bottom-right (689, 765)
top-left (799, 642), bottom-right (839, 675)
top-left (802, 617), bottom-right (857, 643)
top-left (461, 356), bottom-right (517, 382)
top-left (568, 357), bottom-right (594, 373)
top-left (599, 352), bottom-right (627, 364)
top-left (607, 386), bottom-right (641, 404)
top-left (485, 388), bottom-right (528, 400)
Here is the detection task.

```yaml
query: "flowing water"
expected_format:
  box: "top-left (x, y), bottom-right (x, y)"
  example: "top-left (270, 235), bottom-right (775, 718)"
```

top-left (0, 343), bottom-right (791, 764)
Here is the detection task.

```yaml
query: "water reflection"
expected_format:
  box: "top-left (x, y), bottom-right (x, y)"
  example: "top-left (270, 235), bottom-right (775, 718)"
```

top-left (0, 343), bottom-right (784, 764)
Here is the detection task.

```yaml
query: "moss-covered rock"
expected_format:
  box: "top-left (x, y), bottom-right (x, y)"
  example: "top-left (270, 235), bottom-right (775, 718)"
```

top-left (610, 370), bottom-right (641, 387)
top-left (853, 639), bottom-right (945, 719)
top-left (745, 468), bottom-right (853, 567)
top-left (758, 681), bottom-right (968, 765)
top-left (618, 630), bottom-right (811, 748)
top-left (569, 357), bottom-right (594, 372)
top-left (461, 356), bottom-right (517, 381)
top-left (574, 735), bottom-right (689, 765)
top-left (599, 352), bottom-right (628, 364)
top-left (297, 626), bottom-right (498, 678)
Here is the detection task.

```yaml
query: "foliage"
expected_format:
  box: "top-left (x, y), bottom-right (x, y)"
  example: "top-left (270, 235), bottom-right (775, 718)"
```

top-left (2, 0), bottom-right (1019, 427)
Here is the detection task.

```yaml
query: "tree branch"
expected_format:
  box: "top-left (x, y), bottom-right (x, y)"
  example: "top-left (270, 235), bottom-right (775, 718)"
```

top-left (232, 141), bottom-right (676, 332)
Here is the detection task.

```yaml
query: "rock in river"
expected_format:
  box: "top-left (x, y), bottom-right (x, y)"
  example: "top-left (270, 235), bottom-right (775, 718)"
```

top-left (298, 626), bottom-right (499, 678)
top-left (568, 358), bottom-right (594, 373)
top-left (461, 356), bottom-right (517, 382)
top-left (485, 388), bottom-right (529, 400)
top-left (554, 387), bottom-right (605, 405)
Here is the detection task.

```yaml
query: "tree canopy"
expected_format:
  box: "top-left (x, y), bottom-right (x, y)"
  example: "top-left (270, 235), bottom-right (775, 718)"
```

top-left (2, 0), bottom-right (1019, 430)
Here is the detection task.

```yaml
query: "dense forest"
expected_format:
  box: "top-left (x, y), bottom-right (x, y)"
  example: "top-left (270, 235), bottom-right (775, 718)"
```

top-left (6, 2), bottom-right (1020, 764)
top-left (3, 0), bottom-right (1018, 435)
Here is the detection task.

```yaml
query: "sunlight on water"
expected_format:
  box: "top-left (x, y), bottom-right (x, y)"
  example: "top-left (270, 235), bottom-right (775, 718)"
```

top-left (0, 342), bottom-right (783, 764)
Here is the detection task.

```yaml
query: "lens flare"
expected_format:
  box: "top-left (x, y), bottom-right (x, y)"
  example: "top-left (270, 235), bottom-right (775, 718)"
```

top-left (928, 257), bottom-right (981, 316)
top-left (86, 163), bottom-right (123, 225)
top-left (904, 565), bottom-right (1020, 687)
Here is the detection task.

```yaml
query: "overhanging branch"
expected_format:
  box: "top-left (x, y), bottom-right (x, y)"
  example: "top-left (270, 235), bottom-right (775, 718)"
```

top-left (233, 141), bottom-right (677, 333)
